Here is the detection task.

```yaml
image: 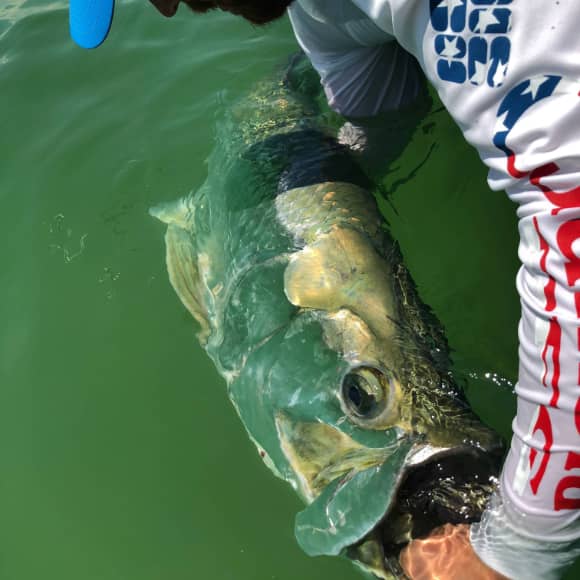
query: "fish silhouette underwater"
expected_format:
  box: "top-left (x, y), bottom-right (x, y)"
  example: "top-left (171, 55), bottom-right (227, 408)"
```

top-left (150, 56), bottom-right (504, 579)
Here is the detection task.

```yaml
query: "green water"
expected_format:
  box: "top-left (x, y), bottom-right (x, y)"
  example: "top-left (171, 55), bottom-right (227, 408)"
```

top-left (1, 2), bottom-right (575, 579)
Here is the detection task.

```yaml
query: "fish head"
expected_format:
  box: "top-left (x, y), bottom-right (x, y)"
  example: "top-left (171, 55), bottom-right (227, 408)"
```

top-left (229, 309), bottom-right (502, 577)
top-left (226, 183), bottom-right (504, 578)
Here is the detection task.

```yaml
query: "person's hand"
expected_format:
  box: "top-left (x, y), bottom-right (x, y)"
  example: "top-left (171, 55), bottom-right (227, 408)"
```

top-left (399, 524), bottom-right (509, 580)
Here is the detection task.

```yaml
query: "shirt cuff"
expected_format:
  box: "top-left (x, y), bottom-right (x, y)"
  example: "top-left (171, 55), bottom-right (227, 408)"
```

top-left (470, 492), bottom-right (580, 579)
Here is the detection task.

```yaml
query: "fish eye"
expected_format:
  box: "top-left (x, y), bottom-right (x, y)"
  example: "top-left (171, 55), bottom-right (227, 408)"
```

top-left (340, 366), bottom-right (399, 428)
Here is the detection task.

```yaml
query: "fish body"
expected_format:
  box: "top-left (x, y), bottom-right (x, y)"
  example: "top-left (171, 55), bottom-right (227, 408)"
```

top-left (151, 57), bottom-right (503, 579)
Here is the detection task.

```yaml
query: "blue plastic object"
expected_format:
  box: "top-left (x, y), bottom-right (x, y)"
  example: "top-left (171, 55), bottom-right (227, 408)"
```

top-left (69, 0), bottom-right (115, 49)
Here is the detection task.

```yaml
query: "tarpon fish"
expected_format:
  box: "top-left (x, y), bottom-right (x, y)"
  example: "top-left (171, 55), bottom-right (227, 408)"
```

top-left (151, 56), bottom-right (504, 579)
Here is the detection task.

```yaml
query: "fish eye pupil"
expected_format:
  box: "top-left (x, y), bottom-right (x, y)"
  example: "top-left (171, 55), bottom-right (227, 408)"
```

top-left (348, 384), bottom-right (363, 407)
top-left (344, 373), bottom-right (376, 417)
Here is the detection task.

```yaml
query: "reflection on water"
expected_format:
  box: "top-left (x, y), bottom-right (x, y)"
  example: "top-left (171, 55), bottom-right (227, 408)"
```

top-left (0, 0), bottom-right (65, 40)
top-left (47, 213), bottom-right (88, 263)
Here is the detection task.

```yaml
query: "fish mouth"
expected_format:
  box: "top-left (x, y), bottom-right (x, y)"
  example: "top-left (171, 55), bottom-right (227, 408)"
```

top-left (293, 432), bottom-right (504, 579)
top-left (386, 445), bottom-right (501, 545)
top-left (348, 444), bottom-right (503, 578)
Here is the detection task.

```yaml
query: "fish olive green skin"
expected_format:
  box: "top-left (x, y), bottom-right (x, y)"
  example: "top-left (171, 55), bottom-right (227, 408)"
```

top-left (151, 56), bottom-right (503, 579)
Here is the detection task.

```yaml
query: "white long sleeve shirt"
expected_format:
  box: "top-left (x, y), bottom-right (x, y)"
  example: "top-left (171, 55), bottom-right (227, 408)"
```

top-left (288, 1), bottom-right (580, 578)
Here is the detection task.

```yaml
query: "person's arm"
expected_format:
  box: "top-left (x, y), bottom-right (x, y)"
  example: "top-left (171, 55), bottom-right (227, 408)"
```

top-left (465, 74), bottom-right (580, 580)
top-left (287, 1), bottom-right (423, 118)
top-left (288, 1), bottom-right (429, 180)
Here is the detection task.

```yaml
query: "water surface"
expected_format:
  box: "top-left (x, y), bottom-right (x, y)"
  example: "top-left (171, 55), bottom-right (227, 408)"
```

top-left (1, 2), bottom-right (574, 579)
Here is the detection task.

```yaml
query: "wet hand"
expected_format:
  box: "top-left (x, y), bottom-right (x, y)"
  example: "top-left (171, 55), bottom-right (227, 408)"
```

top-left (399, 524), bottom-right (509, 580)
